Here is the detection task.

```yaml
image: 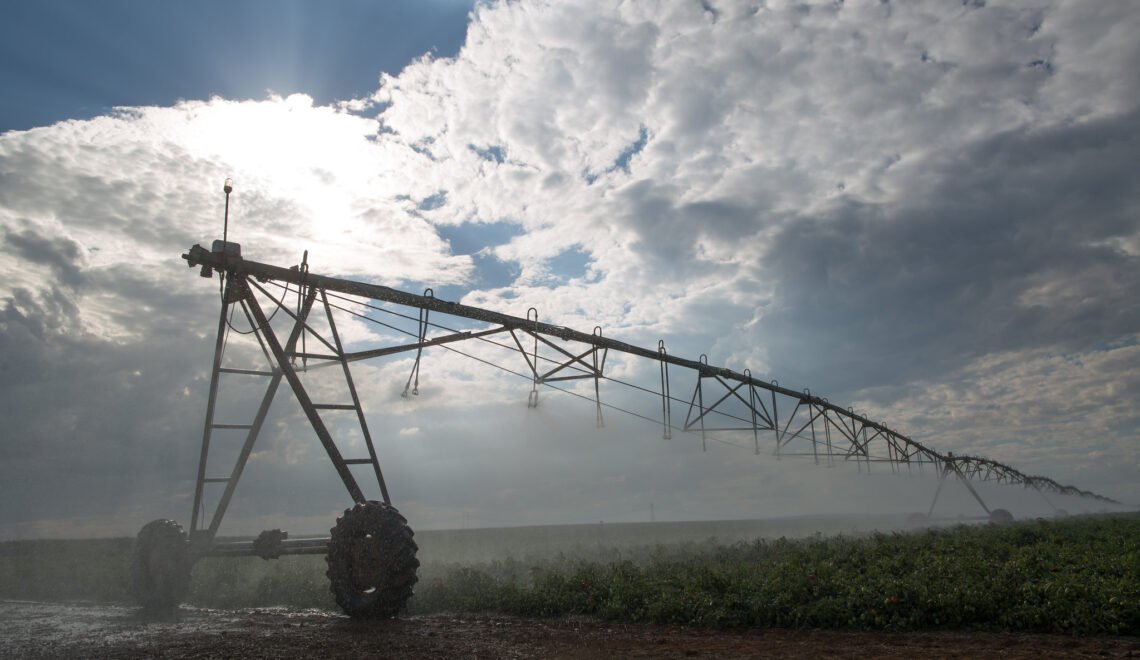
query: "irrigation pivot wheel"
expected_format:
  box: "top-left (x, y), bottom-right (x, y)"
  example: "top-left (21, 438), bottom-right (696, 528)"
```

top-left (131, 519), bottom-right (191, 610)
top-left (326, 501), bottom-right (420, 618)
top-left (989, 508), bottom-right (1015, 524)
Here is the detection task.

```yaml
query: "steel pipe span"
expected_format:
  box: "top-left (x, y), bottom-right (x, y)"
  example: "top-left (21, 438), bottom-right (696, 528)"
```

top-left (182, 244), bottom-right (1119, 505)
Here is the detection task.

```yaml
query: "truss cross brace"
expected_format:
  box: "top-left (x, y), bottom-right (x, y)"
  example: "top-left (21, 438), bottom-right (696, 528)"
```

top-left (180, 243), bottom-right (1121, 517)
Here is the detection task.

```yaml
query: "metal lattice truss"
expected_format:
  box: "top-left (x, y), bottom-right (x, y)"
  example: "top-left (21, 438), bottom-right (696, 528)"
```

top-left (182, 244), bottom-right (1117, 541)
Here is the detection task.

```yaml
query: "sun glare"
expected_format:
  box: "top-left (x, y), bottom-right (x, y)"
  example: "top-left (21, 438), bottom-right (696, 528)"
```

top-left (157, 93), bottom-right (448, 278)
top-left (176, 95), bottom-right (384, 234)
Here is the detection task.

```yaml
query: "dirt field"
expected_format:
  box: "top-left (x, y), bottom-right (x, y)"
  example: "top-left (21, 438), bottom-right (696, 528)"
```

top-left (2, 600), bottom-right (1138, 659)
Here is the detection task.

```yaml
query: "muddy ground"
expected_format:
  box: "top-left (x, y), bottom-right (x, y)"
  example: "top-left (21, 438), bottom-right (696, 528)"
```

top-left (1, 600), bottom-right (1137, 659)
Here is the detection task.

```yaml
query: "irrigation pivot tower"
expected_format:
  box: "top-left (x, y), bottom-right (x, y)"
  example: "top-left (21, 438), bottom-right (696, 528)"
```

top-left (131, 223), bottom-right (1120, 616)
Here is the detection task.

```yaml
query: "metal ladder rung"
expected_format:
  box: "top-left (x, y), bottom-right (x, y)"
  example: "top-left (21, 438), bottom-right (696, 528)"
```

top-left (344, 459), bottom-right (374, 465)
top-left (313, 404), bottom-right (357, 410)
top-left (203, 477), bottom-right (230, 483)
top-left (218, 368), bottom-right (275, 376)
top-left (211, 423), bottom-right (253, 429)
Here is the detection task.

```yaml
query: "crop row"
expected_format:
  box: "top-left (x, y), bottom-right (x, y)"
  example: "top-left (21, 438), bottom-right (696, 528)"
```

top-left (1, 514), bottom-right (1136, 634)
top-left (409, 515), bottom-right (1140, 634)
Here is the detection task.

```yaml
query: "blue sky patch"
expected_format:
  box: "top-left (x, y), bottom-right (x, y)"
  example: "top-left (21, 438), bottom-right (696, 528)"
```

top-left (469, 144), bottom-right (506, 163)
top-left (436, 220), bottom-right (524, 256)
top-left (546, 246), bottom-right (592, 283)
top-left (582, 124), bottom-right (648, 184)
top-left (418, 191), bottom-right (448, 211)
top-left (612, 125), bottom-right (649, 174)
top-left (431, 221), bottom-right (525, 298)
top-left (0, 0), bottom-right (472, 132)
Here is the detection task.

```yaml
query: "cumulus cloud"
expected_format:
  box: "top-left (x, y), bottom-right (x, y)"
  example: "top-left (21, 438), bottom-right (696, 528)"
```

top-left (1, 0), bottom-right (1138, 538)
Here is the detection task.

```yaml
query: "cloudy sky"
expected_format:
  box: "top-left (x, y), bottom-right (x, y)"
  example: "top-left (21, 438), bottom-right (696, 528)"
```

top-left (1, 0), bottom-right (1137, 540)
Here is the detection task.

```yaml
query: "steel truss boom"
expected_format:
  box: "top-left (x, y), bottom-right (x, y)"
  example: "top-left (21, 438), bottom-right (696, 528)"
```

top-left (182, 244), bottom-right (1119, 511)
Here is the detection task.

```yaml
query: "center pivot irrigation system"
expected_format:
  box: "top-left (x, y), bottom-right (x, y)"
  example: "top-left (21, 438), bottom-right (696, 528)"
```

top-left (132, 188), bottom-right (1119, 616)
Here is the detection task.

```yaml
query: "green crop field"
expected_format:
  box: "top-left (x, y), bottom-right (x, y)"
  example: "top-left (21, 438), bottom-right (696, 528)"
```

top-left (1, 514), bottom-right (1137, 635)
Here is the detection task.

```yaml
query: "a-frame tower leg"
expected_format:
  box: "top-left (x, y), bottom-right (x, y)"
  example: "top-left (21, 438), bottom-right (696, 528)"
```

top-left (189, 280), bottom-right (318, 547)
top-left (189, 274), bottom-right (395, 551)
top-left (927, 453), bottom-right (992, 519)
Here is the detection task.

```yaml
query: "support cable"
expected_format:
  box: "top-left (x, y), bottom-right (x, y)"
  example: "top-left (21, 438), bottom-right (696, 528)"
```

top-left (276, 283), bottom-right (910, 456)
top-left (261, 285), bottom-right (1015, 471)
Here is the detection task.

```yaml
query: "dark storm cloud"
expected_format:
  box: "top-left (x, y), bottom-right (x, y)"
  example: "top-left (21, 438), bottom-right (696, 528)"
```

top-left (4, 224), bottom-right (85, 289)
top-left (0, 267), bottom-right (220, 521)
top-left (0, 129), bottom-right (220, 250)
top-left (1, 286), bottom-right (80, 346)
top-left (616, 179), bottom-right (762, 284)
top-left (2, 0), bottom-right (1138, 539)
top-left (759, 109), bottom-right (1140, 393)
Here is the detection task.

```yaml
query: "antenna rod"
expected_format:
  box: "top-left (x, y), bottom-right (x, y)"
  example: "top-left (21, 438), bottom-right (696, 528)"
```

top-left (222, 178), bottom-right (234, 244)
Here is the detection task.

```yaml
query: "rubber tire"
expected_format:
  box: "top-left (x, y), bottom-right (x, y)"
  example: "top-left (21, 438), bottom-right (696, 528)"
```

top-left (131, 519), bottom-right (191, 610)
top-left (326, 501), bottom-right (419, 618)
top-left (989, 508), bottom-right (1015, 524)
